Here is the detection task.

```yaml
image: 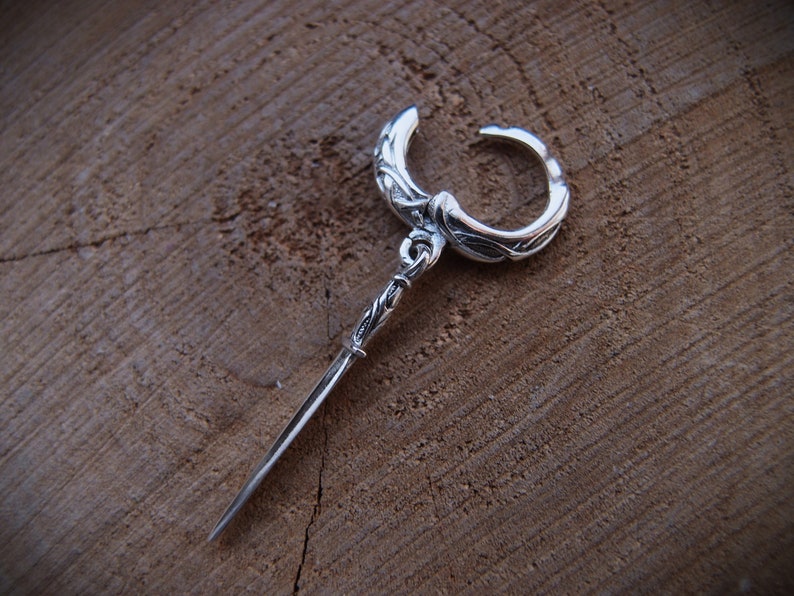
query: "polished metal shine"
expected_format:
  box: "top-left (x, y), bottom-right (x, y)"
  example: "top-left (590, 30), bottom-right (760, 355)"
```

top-left (209, 105), bottom-right (570, 541)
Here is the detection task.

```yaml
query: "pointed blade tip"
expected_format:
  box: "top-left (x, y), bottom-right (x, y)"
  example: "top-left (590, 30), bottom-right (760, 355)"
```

top-left (208, 508), bottom-right (236, 542)
top-left (208, 519), bottom-right (226, 542)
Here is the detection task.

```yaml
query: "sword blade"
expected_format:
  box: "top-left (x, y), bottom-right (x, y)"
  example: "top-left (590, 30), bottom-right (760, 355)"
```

top-left (208, 349), bottom-right (357, 541)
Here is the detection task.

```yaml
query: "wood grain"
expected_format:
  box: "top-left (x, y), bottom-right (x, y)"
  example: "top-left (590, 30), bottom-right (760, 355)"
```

top-left (1, 0), bottom-right (792, 593)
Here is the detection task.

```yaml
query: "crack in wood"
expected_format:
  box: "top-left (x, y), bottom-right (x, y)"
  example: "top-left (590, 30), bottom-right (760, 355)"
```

top-left (293, 404), bottom-right (328, 594)
top-left (0, 218), bottom-right (211, 264)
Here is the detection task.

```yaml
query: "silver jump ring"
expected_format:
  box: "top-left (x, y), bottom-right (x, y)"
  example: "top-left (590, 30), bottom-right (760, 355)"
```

top-left (374, 105), bottom-right (570, 263)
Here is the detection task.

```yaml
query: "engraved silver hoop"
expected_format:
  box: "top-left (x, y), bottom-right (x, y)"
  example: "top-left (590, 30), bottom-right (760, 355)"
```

top-left (374, 105), bottom-right (570, 263)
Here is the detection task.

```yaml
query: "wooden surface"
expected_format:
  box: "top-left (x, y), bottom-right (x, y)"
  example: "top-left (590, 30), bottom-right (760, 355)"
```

top-left (1, 0), bottom-right (792, 593)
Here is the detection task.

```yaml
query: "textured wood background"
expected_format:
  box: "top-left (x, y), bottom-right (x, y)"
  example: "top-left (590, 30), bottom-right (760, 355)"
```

top-left (1, 0), bottom-right (792, 593)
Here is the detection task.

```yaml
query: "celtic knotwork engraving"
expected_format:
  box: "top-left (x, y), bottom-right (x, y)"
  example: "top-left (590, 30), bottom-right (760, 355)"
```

top-left (373, 106), bottom-right (433, 230)
top-left (427, 190), bottom-right (566, 262)
top-left (375, 165), bottom-right (428, 229)
top-left (346, 275), bottom-right (407, 356)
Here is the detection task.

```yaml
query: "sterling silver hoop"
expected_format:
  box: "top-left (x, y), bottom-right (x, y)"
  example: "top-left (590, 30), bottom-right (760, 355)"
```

top-left (374, 105), bottom-right (570, 262)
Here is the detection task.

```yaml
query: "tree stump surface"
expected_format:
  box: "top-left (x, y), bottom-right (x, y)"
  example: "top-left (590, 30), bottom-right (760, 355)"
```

top-left (1, 1), bottom-right (792, 593)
